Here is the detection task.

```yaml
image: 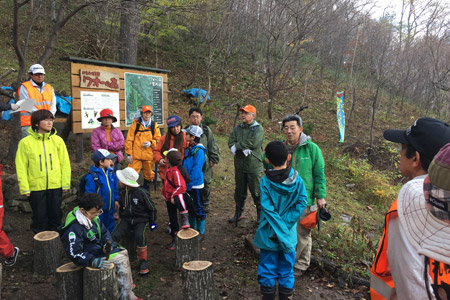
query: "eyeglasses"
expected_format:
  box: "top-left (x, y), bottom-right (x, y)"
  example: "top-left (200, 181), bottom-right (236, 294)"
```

top-left (84, 208), bottom-right (103, 218)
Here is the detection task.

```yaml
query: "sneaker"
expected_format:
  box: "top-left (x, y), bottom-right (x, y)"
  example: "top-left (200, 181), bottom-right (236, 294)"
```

top-left (167, 239), bottom-right (176, 251)
top-left (4, 247), bottom-right (19, 266)
top-left (138, 259), bottom-right (149, 275)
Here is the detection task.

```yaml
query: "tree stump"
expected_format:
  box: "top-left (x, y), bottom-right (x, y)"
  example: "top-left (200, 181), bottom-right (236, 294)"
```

top-left (176, 228), bottom-right (200, 268)
top-left (121, 231), bottom-right (137, 262)
top-left (83, 264), bottom-right (119, 300)
top-left (182, 261), bottom-right (216, 300)
top-left (33, 231), bottom-right (61, 275)
top-left (56, 262), bottom-right (83, 300)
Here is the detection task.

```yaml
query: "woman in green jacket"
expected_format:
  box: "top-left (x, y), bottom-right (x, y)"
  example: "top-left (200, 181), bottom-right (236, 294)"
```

top-left (15, 109), bottom-right (71, 233)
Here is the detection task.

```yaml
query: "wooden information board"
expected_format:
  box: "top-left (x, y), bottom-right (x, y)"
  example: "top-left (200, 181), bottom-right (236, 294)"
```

top-left (68, 58), bottom-right (169, 134)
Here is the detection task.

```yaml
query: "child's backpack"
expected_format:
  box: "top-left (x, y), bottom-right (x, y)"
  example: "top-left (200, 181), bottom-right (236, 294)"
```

top-left (177, 165), bottom-right (191, 183)
top-left (79, 171), bottom-right (100, 195)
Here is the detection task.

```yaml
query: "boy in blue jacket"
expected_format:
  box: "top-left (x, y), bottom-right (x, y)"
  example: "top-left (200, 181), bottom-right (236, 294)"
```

top-left (182, 125), bottom-right (207, 240)
top-left (59, 193), bottom-right (140, 300)
top-left (85, 149), bottom-right (119, 233)
top-left (253, 141), bottom-right (307, 300)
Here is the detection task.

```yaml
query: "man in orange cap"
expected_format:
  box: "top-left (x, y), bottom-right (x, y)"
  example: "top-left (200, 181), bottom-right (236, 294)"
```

top-left (125, 105), bottom-right (161, 191)
top-left (228, 104), bottom-right (264, 223)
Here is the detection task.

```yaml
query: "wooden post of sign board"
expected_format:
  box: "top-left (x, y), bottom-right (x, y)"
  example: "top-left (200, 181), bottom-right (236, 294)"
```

top-left (75, 133), bottom-right (84, 163)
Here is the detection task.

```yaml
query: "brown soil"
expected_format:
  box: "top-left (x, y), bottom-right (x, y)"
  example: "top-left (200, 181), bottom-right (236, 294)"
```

top-left (0, 130), bottom-right (369, 299)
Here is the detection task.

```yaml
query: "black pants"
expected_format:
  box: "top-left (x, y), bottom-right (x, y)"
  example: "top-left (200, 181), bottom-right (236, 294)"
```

top-left (166, 194), bottom-right (191, 237)
top-left (28, 188), bottom-right (63, 233)
top-left (111, 220), bottom-right (147, 247)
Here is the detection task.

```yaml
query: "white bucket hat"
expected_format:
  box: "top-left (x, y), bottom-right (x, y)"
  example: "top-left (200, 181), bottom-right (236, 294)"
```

top-left (398, 143), bottom-right (450, 264)
top-left (116, 167), bottom-right (139, 188)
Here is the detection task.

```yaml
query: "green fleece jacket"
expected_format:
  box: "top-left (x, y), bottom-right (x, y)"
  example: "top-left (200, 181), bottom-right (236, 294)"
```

top-left (16, 127), bottom-right (71, 194)
top-left (263, 133), bottom-right (326, 206)
top-left (228, 120), bottom-right (264, 173)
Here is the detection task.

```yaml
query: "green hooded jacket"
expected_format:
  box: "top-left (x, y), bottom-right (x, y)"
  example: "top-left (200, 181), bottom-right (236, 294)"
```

top-left (228, 120), bottom-right (264, 173)
top-left (263, 133), bottom-right (326, 206)
top-left (199, 124), bottom-right (220, 183)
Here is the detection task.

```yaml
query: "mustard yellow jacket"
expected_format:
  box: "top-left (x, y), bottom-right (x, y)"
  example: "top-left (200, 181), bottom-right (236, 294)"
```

top-left (16, 127), bottom-right (71, 194)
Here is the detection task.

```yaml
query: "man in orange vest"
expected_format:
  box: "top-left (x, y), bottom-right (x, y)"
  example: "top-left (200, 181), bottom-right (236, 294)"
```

top-left (18, 64), bottom-right (57, 137)
top-left (370, 117), bottom-right (450, 300)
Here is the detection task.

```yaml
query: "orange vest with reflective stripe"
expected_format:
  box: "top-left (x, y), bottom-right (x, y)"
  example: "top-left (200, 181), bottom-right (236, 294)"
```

top-left (370, 200), bottom-right (397, 300)
top-left (19, 81), bottom-right (54, 127)
top-left (427, 258), bottom-right (450, 299)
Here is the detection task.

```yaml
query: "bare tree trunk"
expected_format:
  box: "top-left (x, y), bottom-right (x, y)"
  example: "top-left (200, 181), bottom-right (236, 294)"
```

top-left (118, 0), bottom-right (139, 65)
top-left (369, 86), bottom-right (379, 149)
top-left (347, 86), bottom-right (356, 128)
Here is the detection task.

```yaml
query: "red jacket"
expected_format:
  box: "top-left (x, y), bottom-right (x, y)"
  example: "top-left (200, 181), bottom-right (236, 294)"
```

top-left (162, 166), bottom-right (187, 201)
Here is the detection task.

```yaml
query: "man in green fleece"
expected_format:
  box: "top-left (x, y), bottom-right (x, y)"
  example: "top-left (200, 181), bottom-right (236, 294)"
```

top-left (228, 104), bottom-right (265, 223)
top-left (263, 114), bottom-right (326, 276)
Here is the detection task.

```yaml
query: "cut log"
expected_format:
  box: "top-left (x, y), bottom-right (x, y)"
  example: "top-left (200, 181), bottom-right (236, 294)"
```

top-left (176, 228), bottom-right (200, 268)
top-left (56, 262), bottom-right (83, 300)
top-left (83, 264), bottom-right (119, 300)
top-left (182, 260), bottom-right (216, 300)
top-left (33, 231), bottom-right (61, 275)
top-left (121, 231), bottom-right (137, 262)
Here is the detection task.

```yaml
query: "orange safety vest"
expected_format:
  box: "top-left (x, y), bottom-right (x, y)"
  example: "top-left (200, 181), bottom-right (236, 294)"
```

top-left (427, 258), bottom-right (450, 300)
top-left (19, 81), bottom-right (54, 127)
top-left (370, 200), bottom-right (398, 300)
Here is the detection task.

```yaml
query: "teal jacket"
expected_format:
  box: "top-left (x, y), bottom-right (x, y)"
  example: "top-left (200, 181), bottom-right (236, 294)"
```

top-left (263, 133), bottom-right (326, 206)
top-left (16, 127), bottom-right (71, 194)
top-left (228, 120), bottom-right (264, 173)
top-left (253, 169), bottom-right (307, 253)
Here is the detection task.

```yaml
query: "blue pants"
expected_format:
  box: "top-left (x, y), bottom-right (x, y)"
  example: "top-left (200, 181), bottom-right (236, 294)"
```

top-left (99, 209), bottom-right (115, 233)
top-left (258, 249), bottom-right (295, 289)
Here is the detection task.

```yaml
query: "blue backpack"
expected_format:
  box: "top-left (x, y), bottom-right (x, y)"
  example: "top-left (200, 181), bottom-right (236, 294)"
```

top-left (79, 171), bottom-right (100, 195)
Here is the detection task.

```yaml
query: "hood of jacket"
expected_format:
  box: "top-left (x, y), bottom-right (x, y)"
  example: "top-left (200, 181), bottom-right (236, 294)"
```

top-left (265, 168), bottom-right (300, 195)
top-left (27, 126), bottom-right (57, 140)
top-left (296, 132), bottom-right (311, 147)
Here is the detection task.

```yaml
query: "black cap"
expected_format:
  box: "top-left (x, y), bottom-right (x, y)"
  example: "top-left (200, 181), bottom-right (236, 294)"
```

top-left (383, 117), bottom-right (450, 161)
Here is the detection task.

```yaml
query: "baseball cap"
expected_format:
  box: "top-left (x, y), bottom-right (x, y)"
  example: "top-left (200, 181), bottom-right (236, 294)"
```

top-left (183, 125), bottom-right (203, 138)
top-left (167, 115), bottom-right (181, 128)
top-left (383, 117), bottom-right (450, 161)
top-left (28, 64), bottom-right (45, 74)
top-left (141, 105), bottom-right (152, 113)
top-left (116, 167), bottom-right (140, 187)
top-left (239, 104), bottom-right (256, 115)
top-left (91, 149), bottom-right (117, 163)
top-left (97, 109), bottom-right (117, 123)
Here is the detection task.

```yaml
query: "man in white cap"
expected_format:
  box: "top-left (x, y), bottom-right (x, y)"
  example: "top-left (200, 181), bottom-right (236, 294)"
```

top-left (18, 64), bottom-right (57, 137)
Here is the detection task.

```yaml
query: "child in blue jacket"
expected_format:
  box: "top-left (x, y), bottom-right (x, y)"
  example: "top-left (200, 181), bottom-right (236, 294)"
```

top-left (182, 125), bottom-right (207, 240)
top-left (253, 141), bottom-right (307, 300)
top-left (85, 149), bottom-right (119, 233)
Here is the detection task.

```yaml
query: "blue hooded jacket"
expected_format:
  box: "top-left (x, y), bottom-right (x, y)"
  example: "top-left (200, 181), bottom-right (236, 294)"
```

top-left (182, 144), bottom-right (207, 191)
top-left (253, 169), bottom-right (307, 253)
top-left (85, 165), bottom-right (119, 212)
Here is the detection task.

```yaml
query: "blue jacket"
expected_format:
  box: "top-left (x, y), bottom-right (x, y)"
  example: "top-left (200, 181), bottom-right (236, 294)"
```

top-left (59, 207), bottom-right (121, 267)
top-left (85, 165), bottom-right (119, 212)
top-left (182, 144), bottom-right (207, 191)
top-left (253, 169), bottom-right (307, 253)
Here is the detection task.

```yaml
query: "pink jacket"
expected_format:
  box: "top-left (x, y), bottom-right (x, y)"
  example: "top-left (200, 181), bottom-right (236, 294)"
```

top-left (91, 126), bottom-right (125, 162)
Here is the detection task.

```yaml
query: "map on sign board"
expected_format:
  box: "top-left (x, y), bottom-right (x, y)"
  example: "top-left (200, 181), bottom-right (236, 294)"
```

top-left (80, 91), bottom-right (120, 129)
top-left (124, 72), bottom-right (164, 126)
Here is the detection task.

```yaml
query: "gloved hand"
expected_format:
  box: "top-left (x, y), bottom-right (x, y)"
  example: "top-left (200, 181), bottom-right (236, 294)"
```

top-left (127, 156), bottom-right (133, 164)
top-left (230, 144), bottom-right (236, 155)
top-left (10, 104), bottom-right (20, 111)
top-left (91, 257), bottom-right (113, 269)
top-left (142, 141), bottom-right (151, 148)
top-left (243, 149), bottom-right (252, 157)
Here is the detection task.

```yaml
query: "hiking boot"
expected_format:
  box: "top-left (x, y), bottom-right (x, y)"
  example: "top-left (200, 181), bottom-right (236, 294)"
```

top-left (180, 212), bottom-right (190, 229)
top-left (4, 247), bottom-right (19, 266)
top-left (138, 259), bottom-right (149, 275)
top-left (228, 209), bottom-right (243, 223)
top-left (167, 238), bottom-right (176, 250)
top-left (203, 205), bottom-right (210, 213)
top-left (279, 286), bottom-right (294, 300)
top-left (199, 234), bottom-right (205, 242)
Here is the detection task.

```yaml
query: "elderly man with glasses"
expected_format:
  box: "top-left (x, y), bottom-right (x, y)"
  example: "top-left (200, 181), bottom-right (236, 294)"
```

top-left (263, 114), bottom-right (326, 276)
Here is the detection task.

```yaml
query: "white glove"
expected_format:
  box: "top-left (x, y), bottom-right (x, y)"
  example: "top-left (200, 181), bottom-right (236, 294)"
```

top-left (243, 149), bottom-right (252, 157)
top-left (127, 156), bottom-right (133, 164)
top-left (142, 141), bottom-right (151, 148)
top-left (10, 104), bottom-right (20, 111)
top-left (231, 144), bottom-right (236, 155)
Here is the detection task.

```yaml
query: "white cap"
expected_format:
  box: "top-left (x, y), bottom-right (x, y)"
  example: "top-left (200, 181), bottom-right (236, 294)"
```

top-left (28, 64), bottom-right (45, 74)
top-left (182, 125), bottom-right (203, 138)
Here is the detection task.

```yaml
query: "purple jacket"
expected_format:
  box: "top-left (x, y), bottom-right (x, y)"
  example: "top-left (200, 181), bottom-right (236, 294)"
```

top-left (91, 126), bottom-right (125, 162)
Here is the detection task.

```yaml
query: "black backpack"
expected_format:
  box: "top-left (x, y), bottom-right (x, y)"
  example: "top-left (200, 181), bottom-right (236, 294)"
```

top-left (79, 171), bottom-right (100, 195)
top-left (134, 120), bottom-right (156, 137)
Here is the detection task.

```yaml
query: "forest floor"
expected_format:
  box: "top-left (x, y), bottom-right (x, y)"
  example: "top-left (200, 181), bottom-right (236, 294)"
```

top-left (0, 131), bottom-right (369, 300)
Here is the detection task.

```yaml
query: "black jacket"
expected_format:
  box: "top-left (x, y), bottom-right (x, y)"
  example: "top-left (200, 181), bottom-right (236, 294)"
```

top-left (118, 186), bottom-right (157, 225)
